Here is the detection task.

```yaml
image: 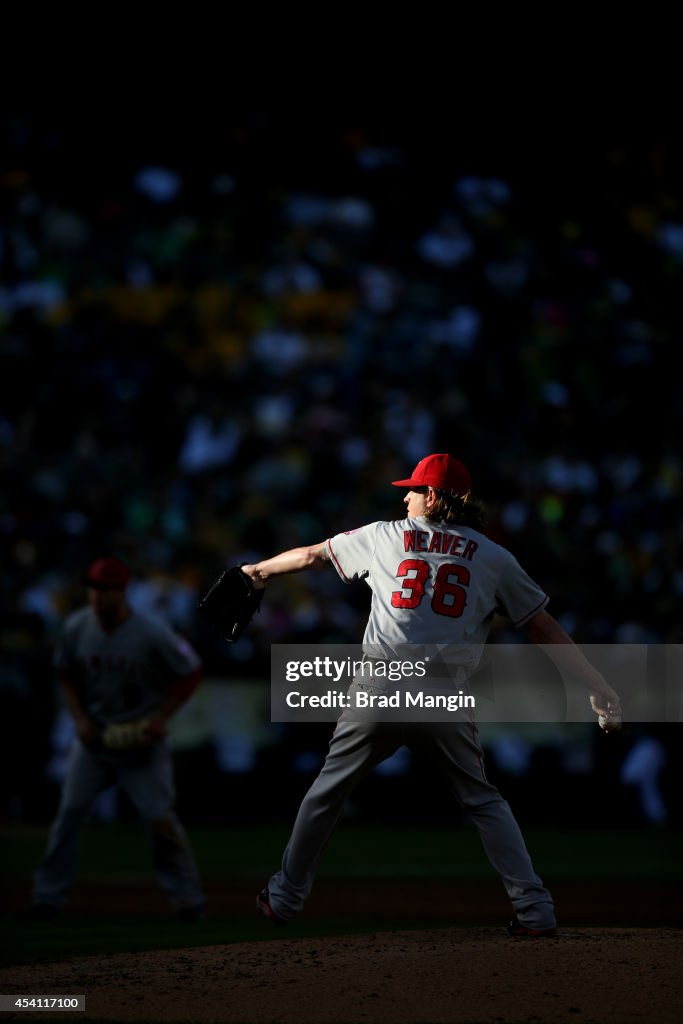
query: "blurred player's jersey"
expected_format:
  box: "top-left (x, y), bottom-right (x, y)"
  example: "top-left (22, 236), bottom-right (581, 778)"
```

top-left (327, 518), bottom-right (547, 664)
top-left (54, 609), bottom-right (201, 723)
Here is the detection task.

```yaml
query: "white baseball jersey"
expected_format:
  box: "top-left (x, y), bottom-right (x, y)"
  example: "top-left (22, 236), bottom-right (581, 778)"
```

top-left (54, 608), bottom-right (201, 723)
top-left (326, 517), bottom-right (548, 666)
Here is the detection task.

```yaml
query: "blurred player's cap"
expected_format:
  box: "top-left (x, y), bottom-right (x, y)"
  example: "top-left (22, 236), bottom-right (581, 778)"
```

top-left (392, 453), bottom-right (471, 494)
top-left (84, 557), bottom-right (131, 590)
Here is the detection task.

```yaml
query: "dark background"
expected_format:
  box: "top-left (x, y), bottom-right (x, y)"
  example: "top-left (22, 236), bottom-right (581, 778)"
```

top-left (1, 111), bottom-right (681, 831)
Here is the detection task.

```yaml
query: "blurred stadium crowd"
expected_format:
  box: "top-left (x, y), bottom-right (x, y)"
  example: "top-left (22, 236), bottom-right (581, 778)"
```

top-left (1, 114), bottom-right (680, 824)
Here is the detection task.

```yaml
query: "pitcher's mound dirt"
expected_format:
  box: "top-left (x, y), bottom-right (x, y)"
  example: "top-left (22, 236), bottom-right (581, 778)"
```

top-left (2, 927), bottom-right (682, 1023)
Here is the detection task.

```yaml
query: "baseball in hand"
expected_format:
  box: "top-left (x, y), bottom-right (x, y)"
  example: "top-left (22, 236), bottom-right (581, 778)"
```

top-left (591, 695), bottom-right (622, 733)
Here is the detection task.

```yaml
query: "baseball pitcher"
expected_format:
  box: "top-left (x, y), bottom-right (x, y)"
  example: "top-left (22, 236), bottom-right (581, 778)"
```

top-left (241, 454), bottom-right (622, 936)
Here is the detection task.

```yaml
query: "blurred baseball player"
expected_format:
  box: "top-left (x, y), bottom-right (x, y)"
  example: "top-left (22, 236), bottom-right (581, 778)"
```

top-left (30, 557), bottom-right (206, 921)
top-left (242, 453), bottom-right (622, 936)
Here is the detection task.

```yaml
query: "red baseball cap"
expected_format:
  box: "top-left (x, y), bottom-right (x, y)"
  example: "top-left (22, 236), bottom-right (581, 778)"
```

top-left (392, 453), bottom-right (472, 494)
top-left (84, 557), bottom-right (131, 590)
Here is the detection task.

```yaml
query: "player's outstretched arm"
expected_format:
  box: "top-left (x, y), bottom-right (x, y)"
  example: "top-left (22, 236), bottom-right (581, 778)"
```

top-left (242, 542), bottom-right (329, 588)
top-left (523, 610), bottom-right (622, 732)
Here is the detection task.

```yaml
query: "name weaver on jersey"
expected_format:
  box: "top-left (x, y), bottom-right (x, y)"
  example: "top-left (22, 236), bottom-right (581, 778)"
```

top-left (402, 527), bottom-right (478, 558)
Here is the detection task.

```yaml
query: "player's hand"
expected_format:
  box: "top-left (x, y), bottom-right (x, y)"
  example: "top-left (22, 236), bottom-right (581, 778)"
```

top-left (240, 564), bottom-right (267, 589)
top-left (590, 695), bottom-right (622, 733)
top-left (139, 715), bottom-right (168, 746)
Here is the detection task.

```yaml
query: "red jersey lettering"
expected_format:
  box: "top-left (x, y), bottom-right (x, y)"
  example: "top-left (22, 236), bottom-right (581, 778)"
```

top-left (463, 539), bottom-right (478, 560)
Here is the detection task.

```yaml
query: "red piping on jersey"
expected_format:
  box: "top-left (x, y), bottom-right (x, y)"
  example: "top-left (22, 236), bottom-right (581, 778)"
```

top-left (327, 538), bottom-right (350, 582)
top-left (513, 595), bottom-right (549, 629)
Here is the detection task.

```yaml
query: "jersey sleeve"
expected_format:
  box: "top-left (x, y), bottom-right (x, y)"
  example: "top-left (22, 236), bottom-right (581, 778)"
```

top-left (149, 617), bottom-right (202, 676)
top-left (326, 523), bottom-right (379, 584)
top-left (495, 555), bottom-right (549, 627)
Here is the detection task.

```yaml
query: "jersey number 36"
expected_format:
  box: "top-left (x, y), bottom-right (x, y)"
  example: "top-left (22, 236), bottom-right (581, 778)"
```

top-left (391, 559), bottom-right (470, 618)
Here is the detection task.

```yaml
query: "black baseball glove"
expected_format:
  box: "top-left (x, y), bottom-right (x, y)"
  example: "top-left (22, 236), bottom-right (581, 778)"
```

top-left (198, 566), bottom-right (265, 643)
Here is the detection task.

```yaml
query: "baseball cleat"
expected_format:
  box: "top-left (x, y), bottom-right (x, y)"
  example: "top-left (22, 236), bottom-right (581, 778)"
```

top-left (507, 915), bottom-right (557, 938)
top-left (256, 887), bottom-right (286, 926)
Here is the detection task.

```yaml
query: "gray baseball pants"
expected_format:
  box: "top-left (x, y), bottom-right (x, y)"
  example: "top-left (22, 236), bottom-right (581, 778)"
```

top-left (267, 712), bottom-right (556, 930)
top-left (32, 739), bottom-right (205, 912)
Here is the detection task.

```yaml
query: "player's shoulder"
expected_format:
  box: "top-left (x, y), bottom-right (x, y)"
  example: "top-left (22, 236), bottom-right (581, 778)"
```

top-left (127, 608), bottom-right (176, 637)
top-left (330, 520), bottom-right (382, 542)
top-left (456, 524), bottom-right (517, 562)
top-left (378, 517), bottom-right (413, 534)
top-left (129, 609), bottom-right (199, 653)
top-left (62, 606), bottom-right (94, 632)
